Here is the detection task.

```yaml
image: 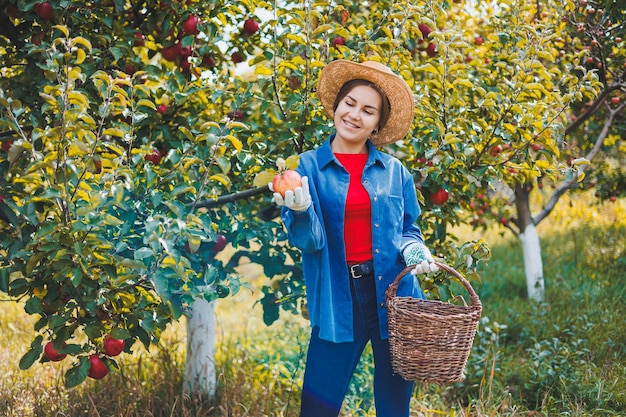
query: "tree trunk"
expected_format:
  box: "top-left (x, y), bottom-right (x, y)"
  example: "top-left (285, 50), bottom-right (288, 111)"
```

top-left (514, 185), bottom-right (545, 301)
top-left (518, 223), bottom-right (545, 302)
top-left (184, 297), bottom-right (216, 399)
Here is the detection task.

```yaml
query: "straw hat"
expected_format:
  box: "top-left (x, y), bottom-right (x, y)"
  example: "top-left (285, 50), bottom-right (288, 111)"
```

top-left (317, 59), bottom-right (415, 146)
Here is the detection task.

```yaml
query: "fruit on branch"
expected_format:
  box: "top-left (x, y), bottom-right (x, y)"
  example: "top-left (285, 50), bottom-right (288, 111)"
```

top-left (87, 355), bottom-right (109, 379)
top-left (430, 188), bottom-right (449, 205)
top-left (332, 36), bottom-right (346, 48)
top-left (103, 335), bottom-right (125, 357)
top-left (243, 18), bottom-right (259, 35)
top-left (210, 234), bottom-right (228, 253)
top-left (182, 15), bottom-right (200, 35)
top-left (35, 2), bottom-right (54, 21)
top-left (44, 342), bottom-right (67, 362)
top-left (144, 149), bottom-right (163, 165)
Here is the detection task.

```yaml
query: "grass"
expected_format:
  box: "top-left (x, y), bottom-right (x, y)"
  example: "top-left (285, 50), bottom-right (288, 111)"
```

top-left (1, 191), bottom-right (625, 416)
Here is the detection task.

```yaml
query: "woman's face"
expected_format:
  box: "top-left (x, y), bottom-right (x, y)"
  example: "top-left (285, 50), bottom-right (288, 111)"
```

top-left (333, 84), bottom-right (382, 150)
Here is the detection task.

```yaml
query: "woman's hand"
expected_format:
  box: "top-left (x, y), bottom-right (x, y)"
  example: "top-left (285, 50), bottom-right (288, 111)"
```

top-left (269, 176), bottom-right (312, 212)
top-left (403, 242), bottom-right (439, 274)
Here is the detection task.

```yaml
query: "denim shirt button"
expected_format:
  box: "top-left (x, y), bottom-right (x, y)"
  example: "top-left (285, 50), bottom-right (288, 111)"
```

top-left (374, 223), bottom-right (379, 227)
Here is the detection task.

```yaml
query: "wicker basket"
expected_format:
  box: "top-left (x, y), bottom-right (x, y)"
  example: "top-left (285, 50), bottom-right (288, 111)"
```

top-left (385, 262), bottom-right (482, 384)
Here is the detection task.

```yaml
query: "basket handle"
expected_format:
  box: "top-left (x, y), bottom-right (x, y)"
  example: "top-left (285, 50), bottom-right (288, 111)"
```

top-left (385, 261), bottom-right (482, 309)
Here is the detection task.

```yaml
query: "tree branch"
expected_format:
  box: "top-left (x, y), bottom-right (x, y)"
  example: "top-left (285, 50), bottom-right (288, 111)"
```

top-left (194, 185), bottom-right (270, 209)
top-left (534, 101), bottom-right (623, 225)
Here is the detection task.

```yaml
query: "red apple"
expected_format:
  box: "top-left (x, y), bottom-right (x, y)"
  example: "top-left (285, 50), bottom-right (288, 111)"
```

top-left (156, 104), bottom-right (168, 114)
top-left (231, 51), bottom-right (245, 63)
top-left (475, 36), bottom-right (484, 45)
top-left (36, 2), bottom-right (54, 20)
top-left (44, 342), bottom-right (67, 362)
top-left (211, 234), bottom-right (228, 253)
top-left (332, 36), bottom-right (346, 48)
top-left (272, 169), bottom-right (303, 198)
top-left (103, 335), bottom-right (125, 357)
top-left (87, 355), bottom-right (109, 379)
top-left (161, 45), bottom-right (178, 62)
top-left (202, 55), bottom-right (216, 68)
top-left (243, 18), bottom-right (259, 35)
top-left (288, 76), bottom-right (301, 90)
top-left (490, 145), bottom-right (503, 156)
top-left (430, 188), bottom-right (449, 205)
top-left (1, 140), bottom-right (14, 153)
top-left (227, 110), bottom-right (245, 120)
top-left (6, 4), bottom-right (18, 19)
top-left (182, 15), bottom-right (200, 35)
top-left (133, 32), bottom-right (145, 47)
top-left (144, 149), bottom-right (163, 165)
top-left (426, 42), bottom-right (437, 57)
top-left (611, 97), bottom-right (620, 105)
top-left (418, 23), bottom-right (432, 39)
top-left (531, 143), bottom-right (543, 151)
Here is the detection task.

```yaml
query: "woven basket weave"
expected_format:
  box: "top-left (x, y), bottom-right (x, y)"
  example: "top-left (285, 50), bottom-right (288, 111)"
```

top-left (385, 262), bottom-right (482, 384)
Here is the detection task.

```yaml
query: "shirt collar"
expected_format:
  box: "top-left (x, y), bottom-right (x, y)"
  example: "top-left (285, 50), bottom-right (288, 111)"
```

top-left (318, 133), bottom-right (387, 170)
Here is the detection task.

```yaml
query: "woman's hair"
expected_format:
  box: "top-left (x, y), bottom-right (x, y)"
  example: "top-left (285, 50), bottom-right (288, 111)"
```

top-left (333, 79), bottom-right (391, 132)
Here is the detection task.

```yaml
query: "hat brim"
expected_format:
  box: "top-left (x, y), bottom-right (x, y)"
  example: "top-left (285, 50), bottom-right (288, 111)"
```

top-left (317, 60), bottom-right (415, 146)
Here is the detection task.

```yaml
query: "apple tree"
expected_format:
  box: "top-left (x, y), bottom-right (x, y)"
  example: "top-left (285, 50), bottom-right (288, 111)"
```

top-left (0, 0), bottom-right (621, 401)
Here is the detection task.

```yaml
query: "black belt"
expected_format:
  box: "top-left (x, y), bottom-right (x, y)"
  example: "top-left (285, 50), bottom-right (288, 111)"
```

top-left (348, 261), bottom-right (374, 279)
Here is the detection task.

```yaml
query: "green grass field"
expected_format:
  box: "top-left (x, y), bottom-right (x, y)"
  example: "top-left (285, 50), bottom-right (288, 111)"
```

top-left (1, 192), bottom-right (625, 416)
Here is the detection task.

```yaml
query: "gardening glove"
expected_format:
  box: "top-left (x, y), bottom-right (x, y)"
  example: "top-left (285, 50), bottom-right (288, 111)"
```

top-left (269, 176), bottom-right (312, 212)
top-left (403, 242), bottom-right (439, 274)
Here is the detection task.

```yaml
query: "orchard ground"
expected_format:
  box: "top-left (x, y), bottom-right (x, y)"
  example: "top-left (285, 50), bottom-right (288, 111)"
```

top-left (1, 190), bottom-right (625, 416)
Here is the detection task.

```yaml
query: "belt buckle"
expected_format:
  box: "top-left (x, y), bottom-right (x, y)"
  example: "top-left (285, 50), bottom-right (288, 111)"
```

top-left (349, 264), bottom-right (362, 279)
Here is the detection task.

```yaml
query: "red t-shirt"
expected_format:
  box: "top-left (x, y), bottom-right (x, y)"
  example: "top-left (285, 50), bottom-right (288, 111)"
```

top-left (335, 153), bottom-right (372, 264)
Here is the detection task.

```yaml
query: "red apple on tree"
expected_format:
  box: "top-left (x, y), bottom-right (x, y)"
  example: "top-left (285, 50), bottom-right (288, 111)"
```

top-left (426, 42), bottom-right (437, 57)
top-left (332, 36), bottom-right (346, 48)
top-left (231, 51), bottom-right (245, 64)
top-left (490, 145), bottom-right (503, 156)
top-left (161, 45), bottom-right (178, 62)
top-left (243, 18), bottom-right (259, 35)
top-left (156, 104), bottom-right (168, 114)
top-left (44, 342), bottom-right (67, 362)
top-left (418, 23), bottom-right (432, 39)
top-left (611, 96), bottom-right (620, 105)
top-left (133, 32), bottom-right (145, 47)
top-left (1, 140), bottom-right (14, 153)
top-left (144, 148), bottom-right (163, 165)
top-left (87, 355), bottom-right (109, 379)
top-left (430, 188), bottom-right (449, 205)
top-left (103, 335), bottom-right (125, 356)
top-left (210, 234), bottom-right (228, 253)
top-left (182, 14), bottom-right (200, 35)
top-left (35, 2), bottom-right (54, 21)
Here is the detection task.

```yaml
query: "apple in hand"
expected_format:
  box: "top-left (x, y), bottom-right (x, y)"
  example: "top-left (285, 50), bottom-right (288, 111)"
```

top-left (103, 335), bottom-right (125, 357)
top-left (44, 342), bottom-right (67, 362)
top-left (272, 170), bottom-right (302, 198)
top-left (88, 354), bottom-right (109, 379)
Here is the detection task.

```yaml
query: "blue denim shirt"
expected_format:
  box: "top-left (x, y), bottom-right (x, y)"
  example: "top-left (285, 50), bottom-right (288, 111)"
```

top-left (282, 135), bottom-right (426, 343)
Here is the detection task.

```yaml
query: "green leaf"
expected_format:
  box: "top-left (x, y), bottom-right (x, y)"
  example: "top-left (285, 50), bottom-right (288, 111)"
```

top-left (64, 357), bottom-right (90, 388)
top-left (19, 335), bottom-right (43, 370)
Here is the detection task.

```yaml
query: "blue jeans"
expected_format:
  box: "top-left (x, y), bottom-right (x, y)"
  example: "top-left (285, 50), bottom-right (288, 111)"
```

top-left (300, 271), bottom-right (414, 417)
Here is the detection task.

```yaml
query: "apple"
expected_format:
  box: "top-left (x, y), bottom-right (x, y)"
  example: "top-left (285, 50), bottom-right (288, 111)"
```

top-left (418, 23), bottom-right (432, 39)
top-left (6, 4), bottom-right (18, 18)
top-left (475, 36), bottom-right (484, 45)
top-left (87, 355), bottom-right (109, 379)
top-left (227, 110), bottom-right (245, 120)
top-left (1, 140), bottom-right (14, 153)
top-left (144, 149), bottom-right (163, 165)
top-left (103, 335), bottom-right (125, 356)
top-left (611, 97), bottom-right (620, 105)
top-left (288, 76), bottom-right (301, 90)
top-left (243, 18), bottom-right (259, 35)
top-left (430, 188), bottom-right (449, 205)
top-left (133, 32), bottom-right (145, 47)
top-left (272, 169), bottom-right (302, 198)
top-left (426, 42), bottom-right (437, 57)
top-left (210, 234), bottom-right (228, 253)
top-left (182, 14), bottom-right (200, 35)
top-left (36, 2), bottom-right (54, 20)
top-left (490, 145), bottom-right (503, 156)
top-left (531, 143), bottom-right (543, 151)
top-left (161, 45), bottom-right (178, 62)
top-left (44, 342), bottom-right (67, 362)
top-left (332, 36), bottom-right (346, 48)
top-left (176, 43), bottom-right (192, 59)
top-left (231, 51), bottom-right (245, 63)
top-left (202, 55), bottom-right (216, 68)
top-left (156, 104), bottom-right (168, 114)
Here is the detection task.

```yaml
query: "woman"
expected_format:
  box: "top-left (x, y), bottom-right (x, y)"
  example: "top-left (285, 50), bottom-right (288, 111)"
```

top-left (270, 60), bottom-right (438, 417)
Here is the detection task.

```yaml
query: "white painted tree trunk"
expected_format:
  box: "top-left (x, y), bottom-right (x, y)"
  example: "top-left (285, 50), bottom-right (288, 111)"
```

top-left (519, 223), bottom-right (545, 302)
top-left (184, 297), bottom-right (216, 399)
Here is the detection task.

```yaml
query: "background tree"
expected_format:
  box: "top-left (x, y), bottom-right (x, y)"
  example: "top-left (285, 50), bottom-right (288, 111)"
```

top-left (0, 0), bottom-right (621, 400)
